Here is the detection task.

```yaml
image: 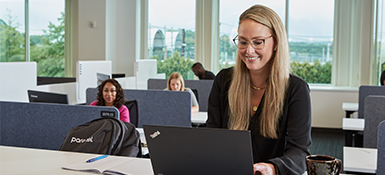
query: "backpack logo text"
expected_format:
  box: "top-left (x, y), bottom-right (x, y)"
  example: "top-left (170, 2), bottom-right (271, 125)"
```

top-left (70, 136), bottom-right (93, 143)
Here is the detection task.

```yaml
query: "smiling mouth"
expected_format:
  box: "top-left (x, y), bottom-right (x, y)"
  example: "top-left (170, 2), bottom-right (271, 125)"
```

top-left (247, 56), bottom-right (259, 60)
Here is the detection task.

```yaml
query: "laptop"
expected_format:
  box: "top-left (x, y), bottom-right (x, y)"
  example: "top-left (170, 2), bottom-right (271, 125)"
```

top-left (96, 72), bottom-right (110, 86)
top-left (28, 90), bottom-right (69, 104)
top-left (143, 125), bottom-right (254, 175)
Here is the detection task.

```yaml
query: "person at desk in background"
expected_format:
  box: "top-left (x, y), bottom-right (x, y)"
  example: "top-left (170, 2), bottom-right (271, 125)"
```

top-left (191, 62), bottom-right (216, 80)
top-left (90, 79), bottom-right (130, 123)
top-left (206, 5), bottom-right (311, 175)
top-left (381, 70), bottom-right (385, 85)
top-left (166, 72), bottom-right (199, 113)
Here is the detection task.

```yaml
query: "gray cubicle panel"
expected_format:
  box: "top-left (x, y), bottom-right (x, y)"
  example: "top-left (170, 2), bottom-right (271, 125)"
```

top-left (147, 78), bottom-right (214, 112)
top-left (358, 85), bottom-right (385, 119)
top-left (86, 88), bottom-right (191, 128)
top-left (363, 95), bottom-right (385, 148)
top-left (0, 101), bottom-right (119, 150)
top-left (378, 121), bottom-right (385, 175)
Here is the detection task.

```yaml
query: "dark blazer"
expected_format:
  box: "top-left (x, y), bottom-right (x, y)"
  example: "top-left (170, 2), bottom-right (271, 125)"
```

top-left (206, 67), bottom-right (312, 175)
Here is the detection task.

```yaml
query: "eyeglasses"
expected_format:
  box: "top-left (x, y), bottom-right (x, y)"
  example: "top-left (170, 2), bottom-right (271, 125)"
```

top-left (233, 35), bottom-right (273, 50)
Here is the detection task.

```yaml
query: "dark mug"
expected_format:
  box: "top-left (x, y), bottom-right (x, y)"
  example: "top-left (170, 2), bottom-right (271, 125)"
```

top-left (306, 155), bottom-right (342, 175)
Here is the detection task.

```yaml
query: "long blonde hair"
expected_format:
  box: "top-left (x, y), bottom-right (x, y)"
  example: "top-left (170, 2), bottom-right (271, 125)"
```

top-left (167, 72), bottom-right (186, 91)
top-left (228, 5), bottom-right (290, 139)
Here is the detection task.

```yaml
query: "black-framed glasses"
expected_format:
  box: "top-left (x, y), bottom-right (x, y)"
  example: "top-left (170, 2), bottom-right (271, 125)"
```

top-left (233, 35), bottom-right (273, 50)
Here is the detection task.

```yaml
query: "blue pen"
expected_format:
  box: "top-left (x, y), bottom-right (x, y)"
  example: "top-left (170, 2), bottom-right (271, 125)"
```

top-left (86, 154), bottom-right (108, 163)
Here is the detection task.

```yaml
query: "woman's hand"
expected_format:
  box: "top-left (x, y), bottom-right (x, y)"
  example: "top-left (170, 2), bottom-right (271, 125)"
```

top-left (253, 163), bottom-right (276, 175)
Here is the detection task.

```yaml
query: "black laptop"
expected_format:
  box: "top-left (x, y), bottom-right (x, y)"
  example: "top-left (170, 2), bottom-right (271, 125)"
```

top-left (143, 125), bottom-right (254, 175)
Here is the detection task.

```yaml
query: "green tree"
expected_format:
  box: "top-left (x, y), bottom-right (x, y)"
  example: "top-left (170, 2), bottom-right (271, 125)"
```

top-left (290, 59), bottom-right (332, 84)
top-left (31, 12), bottom-right (65, 77)
top-left (0, 9), bottom-right (25, 62)
top-left (1, 10), bottom-right (65, 77)
top-left (184, 30), bottom-right (195, 59)
top-left (151, 50), bottom-right (194, 79)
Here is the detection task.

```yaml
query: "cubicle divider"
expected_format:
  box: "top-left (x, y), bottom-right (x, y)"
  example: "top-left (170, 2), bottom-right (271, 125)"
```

top-left (378, 121), bottom-right (385, 174)
top-left (147, 79), bottom-right (214, 112)
top-left (0, 101), bottom-right (119, 150)
top-left (86, 88), bottom-right (192, 128)
top-left (358, 85), bottom-right (385, 118)
top-left (363, 95), bottom-right (385, 148)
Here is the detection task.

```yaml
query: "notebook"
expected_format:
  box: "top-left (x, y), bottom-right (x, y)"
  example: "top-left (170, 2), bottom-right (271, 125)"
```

top-left (62, 155), bottom-right (153, 175)
top-left (143, 125), bottom-right (255, 175)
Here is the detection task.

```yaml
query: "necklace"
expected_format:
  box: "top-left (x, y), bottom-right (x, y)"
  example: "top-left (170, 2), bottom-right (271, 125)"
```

top-left (251, 85), bottom-right (265, 111)
top-left (251, 85), bottom-right (265, 90)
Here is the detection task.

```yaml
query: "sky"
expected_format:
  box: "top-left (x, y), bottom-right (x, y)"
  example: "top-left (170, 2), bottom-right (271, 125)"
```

top-left (0, 0), bottom-right (64, 35)
top-left (1, 0), bottom-right (334, 42)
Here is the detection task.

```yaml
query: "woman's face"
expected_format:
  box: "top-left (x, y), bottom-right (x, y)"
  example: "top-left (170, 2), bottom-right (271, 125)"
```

top-left (102, 82), bottom-right (117, 106)
top-left (170, 78), bottom-right (182, 91)
top-left (237, 18), bottom-right (275, 72)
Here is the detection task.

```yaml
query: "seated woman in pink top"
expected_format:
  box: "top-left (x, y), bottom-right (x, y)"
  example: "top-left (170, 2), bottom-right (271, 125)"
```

top-left (90, 79), bottom-right (130, 123)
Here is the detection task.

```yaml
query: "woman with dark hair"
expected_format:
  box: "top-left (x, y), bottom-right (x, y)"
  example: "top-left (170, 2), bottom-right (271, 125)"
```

top-left (90, 79), bottom-right (130, 123)
top-left (207, 5), bottom-right (311, 175)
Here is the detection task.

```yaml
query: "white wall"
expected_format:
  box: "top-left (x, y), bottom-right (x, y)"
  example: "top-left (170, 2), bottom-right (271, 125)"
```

top-left (0, 62), bottom-right (37, 102)
top-left (309, 86), bottom-right (358, 128)
top-left (72, 0), bottom-right (138, 77)
top-left (73, 0), bottom-right (106, 66)
top-left (106, 0), bottom-right (138, 77)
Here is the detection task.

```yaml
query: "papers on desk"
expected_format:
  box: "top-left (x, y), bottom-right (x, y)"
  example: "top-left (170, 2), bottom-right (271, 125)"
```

top-left (62, 155), bottom-right (153, 175)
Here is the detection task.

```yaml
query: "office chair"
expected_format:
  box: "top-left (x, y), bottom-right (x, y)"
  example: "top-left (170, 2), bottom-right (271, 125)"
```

top-left (191, 88), bottom-right (199, 104)
top-left (124, 100), bottom-right (139, 127)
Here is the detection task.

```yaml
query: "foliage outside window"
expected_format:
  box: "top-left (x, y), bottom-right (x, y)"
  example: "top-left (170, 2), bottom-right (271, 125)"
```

top-left (1, 1), bottom-right (65, 77)
top-left (31, 12), bottom-right (65, 77)
top-left (288, 0), bottom-right (334, 84)
top-left (148, 0), bottom-right (195, 80)
top-left (0, 9), bottom-right (25, 62)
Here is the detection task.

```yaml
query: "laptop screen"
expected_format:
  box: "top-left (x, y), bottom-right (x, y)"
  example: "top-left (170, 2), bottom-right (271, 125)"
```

top-left (144, 125), bottom-right (254, 175)
top-left (28, 90), bottom-right (69, 104)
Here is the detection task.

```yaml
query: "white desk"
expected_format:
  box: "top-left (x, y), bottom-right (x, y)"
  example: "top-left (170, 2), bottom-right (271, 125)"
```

top-left (343, 118), bottom-right (365, 147)
top-left (0, 146), bottom-right (153, 175)
top-left (191, 111), bottom-right (208, 124)
top-left (342, 102), bottom-right (359, 118)
top-left (343, 146), bottom-right (377, 174)
top-left (343, 118), bottom-right (365, 131)
top-left (342, 102), bottom-right (359, 112)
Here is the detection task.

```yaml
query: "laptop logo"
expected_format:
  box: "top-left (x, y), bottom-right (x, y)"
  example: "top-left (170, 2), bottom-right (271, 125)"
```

top-left (150, 130), bottom-right (161, 139)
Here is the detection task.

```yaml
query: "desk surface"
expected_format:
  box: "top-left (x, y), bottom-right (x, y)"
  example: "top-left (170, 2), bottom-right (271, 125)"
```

top-left (0, 146), bottom-right (153, 175)
top-left (191, 111), bottom-right (208, 123)
top-left (343, 146), bottom-right (377, 174)
top-left (342, 118), bottom-right (365, 131)
top-left (342, 103), bottom-right (359, 111)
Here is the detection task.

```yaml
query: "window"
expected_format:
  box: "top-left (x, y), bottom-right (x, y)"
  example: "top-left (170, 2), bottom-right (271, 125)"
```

top-left (219, 1), bottom-right (285, 70)
top-left (0, 0), bottom-right (25, 62)
top-left (288, 0), bottom-right (334, 84)
top-left (375, 0), bottom-right (385, 85)
top-left (30, 0), bottom-right (65, 77)
top-left (148, 0), bottom-right (196, 79)
top-left (0, 0), bottom-right (65, 77)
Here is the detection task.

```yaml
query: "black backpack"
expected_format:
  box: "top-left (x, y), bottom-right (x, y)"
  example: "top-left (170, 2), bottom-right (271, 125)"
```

top-left (59, 117), bottom-right (140, 157)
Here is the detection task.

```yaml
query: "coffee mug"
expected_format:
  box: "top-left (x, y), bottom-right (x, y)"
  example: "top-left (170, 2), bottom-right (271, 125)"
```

top-left (306, 154), bottom-right (342, 175)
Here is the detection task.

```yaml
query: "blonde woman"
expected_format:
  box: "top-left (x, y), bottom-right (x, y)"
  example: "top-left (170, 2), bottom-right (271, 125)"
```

top-left (167, 72), bottom-right (199, 113)
top-left (207, 5), bottom-right (311, 175)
